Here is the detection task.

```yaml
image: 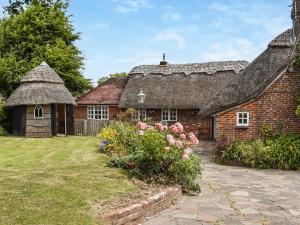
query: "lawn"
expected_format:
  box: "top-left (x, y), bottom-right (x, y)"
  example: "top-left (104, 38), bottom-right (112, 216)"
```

top-left (0, 136), bottom-right (140, 225)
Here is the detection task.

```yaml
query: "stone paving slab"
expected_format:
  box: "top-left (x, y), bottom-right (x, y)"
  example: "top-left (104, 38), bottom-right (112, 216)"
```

top-left (143, 142), bottom-right (300, 225)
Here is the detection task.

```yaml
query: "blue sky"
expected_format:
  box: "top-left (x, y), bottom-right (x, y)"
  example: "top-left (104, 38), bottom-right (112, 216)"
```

top-left (0, 0), bottom-right (292, 85)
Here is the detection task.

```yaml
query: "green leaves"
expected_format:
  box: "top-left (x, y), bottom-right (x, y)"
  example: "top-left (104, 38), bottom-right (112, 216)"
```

top-left (98, 72), bottom-right (128, 86)
top-left (0, 0), bottom-right (91, 97)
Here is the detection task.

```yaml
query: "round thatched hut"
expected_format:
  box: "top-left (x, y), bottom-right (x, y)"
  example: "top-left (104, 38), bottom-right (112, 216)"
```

top-left (5, 62), bottom-right (76, 137)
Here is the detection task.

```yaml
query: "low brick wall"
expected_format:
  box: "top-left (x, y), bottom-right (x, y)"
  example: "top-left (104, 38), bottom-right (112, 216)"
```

top-left (98, 186), bottom-right (182, 225)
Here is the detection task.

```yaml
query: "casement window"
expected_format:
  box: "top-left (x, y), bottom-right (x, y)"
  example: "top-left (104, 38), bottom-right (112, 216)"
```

top-left (161, 109), bottom-right (177, 122)
top-left (34, 105), bottom-right (43, 119)
top-left (236, 112), bottom-right (249, 127)
top-left (131, 109), bottom-right (147, 121)
top-left (87, 106), bottom-right (109, 120)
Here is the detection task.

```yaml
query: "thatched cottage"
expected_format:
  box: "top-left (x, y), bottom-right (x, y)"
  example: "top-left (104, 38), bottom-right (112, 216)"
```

top-left (5, 62), bottom-right (76, 137)
top-left (75, 0), bottom-right (300, 143)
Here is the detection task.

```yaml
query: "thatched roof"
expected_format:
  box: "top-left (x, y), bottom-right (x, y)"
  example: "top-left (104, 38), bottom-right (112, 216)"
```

top-left (5, 62), bottom-right (76, 106)
top-left (119, 61), bottom-right (248, 110)
top-left (119, 29), bottom-right (293, 117)
top-left (77, 77), bottom-right (128, 105)
top-left (198, 29), bottom-right (293, 116)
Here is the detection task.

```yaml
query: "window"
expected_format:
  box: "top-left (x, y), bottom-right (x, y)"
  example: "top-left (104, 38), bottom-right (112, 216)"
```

top-left (87, 106), bottom-right (108, 120)
top-left (161, 109), bottom-right (177, 122)
top-left (131, 109), bottom-right (147, 121)
top-left (34, 105), bottom-right (43, 119)
top-left (236, 112), bottom-right (249, 127)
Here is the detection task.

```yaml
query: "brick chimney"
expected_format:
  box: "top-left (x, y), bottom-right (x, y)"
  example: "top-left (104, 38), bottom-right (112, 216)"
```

top-left (292, 0), bottom-right (300, 40)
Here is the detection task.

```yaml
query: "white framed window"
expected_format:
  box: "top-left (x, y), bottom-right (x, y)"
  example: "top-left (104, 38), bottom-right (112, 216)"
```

top-left (131, 109), bottom-right (147, 121)
top-left (87, 106), bottom-right (109, 120)
top-left (236, 112), bottom-right (249, 127)
top-left (161, 109), bottom-right (177, 122)
top-left (34, 105), bottom-right (43, 119)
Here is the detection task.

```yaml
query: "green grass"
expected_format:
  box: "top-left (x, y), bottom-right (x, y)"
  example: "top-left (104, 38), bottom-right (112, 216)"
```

top-left (0, 136), bottom-right (140, 225)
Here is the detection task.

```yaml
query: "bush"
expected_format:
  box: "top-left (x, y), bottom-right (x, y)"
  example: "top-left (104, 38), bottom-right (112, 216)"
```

top-left (100, 121), bottom-right (202, 193)
top-left (218, 134), bottom-right (300, 170)
top-left (0, 95), bottom-right (7, 136)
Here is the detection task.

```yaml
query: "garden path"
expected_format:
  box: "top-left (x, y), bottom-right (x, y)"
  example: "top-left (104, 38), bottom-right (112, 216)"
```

top-left (143, 141), bottom-right (300, 225)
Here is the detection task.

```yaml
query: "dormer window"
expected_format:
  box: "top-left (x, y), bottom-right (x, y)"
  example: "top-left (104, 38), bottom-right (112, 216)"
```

top-left (34, 105), bottom-right (43, 119)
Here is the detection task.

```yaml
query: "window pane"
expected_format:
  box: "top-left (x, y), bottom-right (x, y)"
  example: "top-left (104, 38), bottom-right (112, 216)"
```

top-left (239, 113), bottom-right (243, 119)
top-left (243, 113), bottom-right (248, 118)
top-left (239, 119), bottom-right (243, 124)
top-left (243, 119), bottom-right (248, 124)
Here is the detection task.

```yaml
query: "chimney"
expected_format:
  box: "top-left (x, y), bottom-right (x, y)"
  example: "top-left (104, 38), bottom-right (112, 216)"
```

top-left (292, 0), bottom-right (300, 40)
top-left (159, 53), bottom-right (168, 66)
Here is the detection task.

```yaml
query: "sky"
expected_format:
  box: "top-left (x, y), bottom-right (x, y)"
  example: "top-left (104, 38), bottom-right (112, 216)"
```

top-left (0, 0), bottom-right (293, 85)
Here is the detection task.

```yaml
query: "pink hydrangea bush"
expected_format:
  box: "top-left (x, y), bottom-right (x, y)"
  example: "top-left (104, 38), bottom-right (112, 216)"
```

top-left (106, 121), bottom-right (202, 192)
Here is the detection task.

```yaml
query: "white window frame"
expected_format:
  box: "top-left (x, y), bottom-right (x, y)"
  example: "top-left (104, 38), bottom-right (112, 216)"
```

top-left (34, 105), bottom-right (43, 119)
top-left (87, 106), bottom-right (109, 120)
top-left (161, 109), bottom-right (177, 122)
top-left (236, 112), bottom-right (249, 127)
top-left (131, 109), bottom-right (147, 121)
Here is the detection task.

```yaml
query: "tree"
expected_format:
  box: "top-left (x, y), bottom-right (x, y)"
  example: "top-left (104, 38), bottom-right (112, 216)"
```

top-left (97, 72), bottom-right (128, 86)
top-left (0, 0), bottom-right (91, 97)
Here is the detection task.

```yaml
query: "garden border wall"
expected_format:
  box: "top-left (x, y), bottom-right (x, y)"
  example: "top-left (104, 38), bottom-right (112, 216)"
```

top-left (98, 186), bottom-right (182, 225)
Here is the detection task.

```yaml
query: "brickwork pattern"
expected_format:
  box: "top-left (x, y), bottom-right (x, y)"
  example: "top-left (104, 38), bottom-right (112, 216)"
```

top-left (217, 72), bottom-right (300, 143)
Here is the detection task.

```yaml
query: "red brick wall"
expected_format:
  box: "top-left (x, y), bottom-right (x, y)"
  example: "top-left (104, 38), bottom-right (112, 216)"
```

top-left (74, 105), bottom-right (122, 121)
top-left (147, 109), bottom-right (212, 140)
top-left (74, 106), bottom-right (87, 120)
top-left (217, 71), bottom-right (300, 143)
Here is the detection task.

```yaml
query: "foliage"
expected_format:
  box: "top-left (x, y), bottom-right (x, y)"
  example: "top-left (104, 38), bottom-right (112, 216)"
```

top-left (217, 133), bottom-right (300, 170)
top-left (116, 108), bottom-right (137, 122)
top-left (100, 121), bottom-right (202, 193)
top-left (97, 72), bottom-right (128, 86)
top-left (0, 136), bottom-right (140, 225)
top-left (0, 0), bottom-right (91, 97)
top-left (260, 124), bottom-right (273, 145)
top-left (0, 96), bottom-right (7, 136)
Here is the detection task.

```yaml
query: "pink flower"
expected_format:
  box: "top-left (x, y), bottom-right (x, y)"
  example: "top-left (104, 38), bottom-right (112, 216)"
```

top-left (138, 130), bottom-right (144, 136)
top-left (167, 134), bottom-right (175, 145)
top-left (161, 126), bottom-right (168, 131)
top-left (138, 122), bottom-right (148, 130)
top-left (155, 123), bottom-right (162, 130)
top-left (184, 148), bottom-right (192, 155)
top-left (170, 125), bottom-right (178, 134)
top-left (176, 140), bottom-right (183, 148)
top-left (182, 154), bottom-right (189, 161)
top-left (175, 122), bottom-right (184, 133)
top-left (190, 136), bottom-right (199, 145)
top-left (180, 133), bottom-right (186, 140)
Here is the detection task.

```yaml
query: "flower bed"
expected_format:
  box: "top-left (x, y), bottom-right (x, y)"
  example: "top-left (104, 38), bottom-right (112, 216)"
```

top-left (99, 121), bottom-right (202, 193)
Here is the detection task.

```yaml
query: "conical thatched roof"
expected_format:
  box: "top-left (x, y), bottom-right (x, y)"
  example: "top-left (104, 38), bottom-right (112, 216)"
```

top-left (5, 62), bottom-right (76, 106)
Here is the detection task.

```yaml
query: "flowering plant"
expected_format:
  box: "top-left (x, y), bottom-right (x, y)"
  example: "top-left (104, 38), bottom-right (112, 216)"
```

top-left (101, 121), bottom-right (202, 192)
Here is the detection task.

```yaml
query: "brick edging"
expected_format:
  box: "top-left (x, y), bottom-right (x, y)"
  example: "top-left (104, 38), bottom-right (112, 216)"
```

top-left (98, 186), bottom-right (182, 225)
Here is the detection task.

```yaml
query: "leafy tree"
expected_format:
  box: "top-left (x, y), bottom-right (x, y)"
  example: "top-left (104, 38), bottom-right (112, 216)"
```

top-left (0, 0), bottom-right (91, 97)
top-left (97, 72), bottom-right (128, 86)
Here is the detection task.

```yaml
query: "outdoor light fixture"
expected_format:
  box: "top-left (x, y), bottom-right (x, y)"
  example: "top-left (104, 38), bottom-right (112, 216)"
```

top-left (137, 89), bottom-right (146, 121)
top-left (137, 89), bottom-right (146, 104)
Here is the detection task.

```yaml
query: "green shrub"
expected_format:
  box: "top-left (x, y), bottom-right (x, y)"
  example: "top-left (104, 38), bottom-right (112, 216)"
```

top-left (100, 121), bottom-right (202, 193)
top-left (0, 95), bottom-right (7, 136)
top-left (218, 134), bottom-right (300, 170)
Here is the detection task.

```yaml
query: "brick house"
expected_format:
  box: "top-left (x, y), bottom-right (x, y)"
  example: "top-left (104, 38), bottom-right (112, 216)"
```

top-left (75, 77), bottom-right (128, 122)
top-left (75, 0), bottom-right (300, 142)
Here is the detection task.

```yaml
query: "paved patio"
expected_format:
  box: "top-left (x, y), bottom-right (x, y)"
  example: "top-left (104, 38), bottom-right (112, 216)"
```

top-left (143, 142), bottom-right (300, 225)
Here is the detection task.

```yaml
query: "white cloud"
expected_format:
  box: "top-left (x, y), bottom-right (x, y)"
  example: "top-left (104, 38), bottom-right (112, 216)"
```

top-left (151, 29), bottom-right (186, 48)
top-left (87, 23), bottom-right (110, 31)
top-left (115, 52), bottom-right (163, 65)
top-left (208, 1), bottom-right (291, 37)
top-left (114, 0), bottom-right (152, 13)
top-left (162, 7), bottom-right (182, 22)
top-left (199, 38), bottom-right (259, 62)
top-left (150, 26), bottom-right (198, 49)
